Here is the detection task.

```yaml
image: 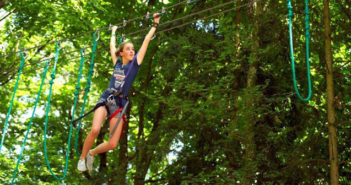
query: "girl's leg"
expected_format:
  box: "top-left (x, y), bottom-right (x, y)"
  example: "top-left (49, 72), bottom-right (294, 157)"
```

top-left (89, 116), bottom-right (125, 155)
top-left (79, 106), bottom-right (107, 159)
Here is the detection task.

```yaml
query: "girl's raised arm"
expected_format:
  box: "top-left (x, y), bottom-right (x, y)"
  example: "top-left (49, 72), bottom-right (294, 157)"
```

top-left (110, 26), bottom-right (118, 65)
top-left (137, 13), bottom-right (161, 66)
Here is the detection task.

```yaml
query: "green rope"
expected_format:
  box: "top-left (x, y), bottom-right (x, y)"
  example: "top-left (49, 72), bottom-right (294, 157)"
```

top-left (0, 52), bottom-right (26, 153)
top-left (75, 31), bottom-right (100, 157)
top-left (72, 49), bottom-right (86, 157)
top-left (11, 60), bottom-right (50, 184)
top-left (43, 42), bottom-right (70, 181)
top-left (287, 0), bottom-right (312, 102)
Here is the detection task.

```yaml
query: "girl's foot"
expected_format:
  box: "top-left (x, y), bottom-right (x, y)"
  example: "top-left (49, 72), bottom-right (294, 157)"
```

top-left (77, 159), bottom-right (86, 172)
top-left (86, 151), bottom-right (94, 171)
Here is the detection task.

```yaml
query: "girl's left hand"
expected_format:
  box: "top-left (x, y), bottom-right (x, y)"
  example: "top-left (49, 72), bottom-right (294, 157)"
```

top-left (153, 13), bottom-right (161, 23)
top-left (111, 26), bottom-right (118, 32)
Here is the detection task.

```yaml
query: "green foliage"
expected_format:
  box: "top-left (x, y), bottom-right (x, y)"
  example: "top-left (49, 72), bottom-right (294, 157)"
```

top-left (0, 0), bottom-right (350, 184)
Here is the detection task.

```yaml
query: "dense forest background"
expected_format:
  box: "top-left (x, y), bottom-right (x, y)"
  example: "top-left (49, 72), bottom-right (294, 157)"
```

top-left (0, 0), bottom-right (350, 184)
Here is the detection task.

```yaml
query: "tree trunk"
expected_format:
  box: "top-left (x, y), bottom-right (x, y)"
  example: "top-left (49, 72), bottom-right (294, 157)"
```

top-left (323, 0), bottom-right (339, 184)
top-left (134, 84), bottom-right (173, 185)
top-left (243, 1), bottom-right (262, 184)
top-left (225, 0), bottom-right (242, 176)
top-left (234, 0), bottom-right (242, 57)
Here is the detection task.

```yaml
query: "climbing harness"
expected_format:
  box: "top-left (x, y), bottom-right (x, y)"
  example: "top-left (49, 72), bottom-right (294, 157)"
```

top-left (73, 46), bottom-right (135, 123)
top-left (73, 55), bottom-right (136, 142)
top-left (109, 101), bottom-right (129, 138)
top-left (287, 0), bottom-right (312, 102)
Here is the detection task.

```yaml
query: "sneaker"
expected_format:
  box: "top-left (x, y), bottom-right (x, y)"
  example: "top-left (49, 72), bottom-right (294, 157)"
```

top-left (77, 159), bottom-right (86, 172)
top-left (86, 151), bottom-right (94, 171)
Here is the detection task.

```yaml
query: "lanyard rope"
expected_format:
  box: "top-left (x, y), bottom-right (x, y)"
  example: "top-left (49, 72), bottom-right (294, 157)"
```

top-left (287, 0), bottom-right (312, 102)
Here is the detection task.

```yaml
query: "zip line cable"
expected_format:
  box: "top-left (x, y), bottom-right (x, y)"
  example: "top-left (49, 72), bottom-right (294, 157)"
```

top-left (2, 0), bottom-right (246, 60)
top-left (157, 0), bottom-right (258, 35)
top-left (0, 2), bottom-right (205, 76)
top-left (123, 0), bottom-right (259, 43)
top-left (125, 0), bottom-right (240, 38)
top-left (1, 0), bottom-right (192, 58)
top-left (1, 0), bottom-right (239, 78)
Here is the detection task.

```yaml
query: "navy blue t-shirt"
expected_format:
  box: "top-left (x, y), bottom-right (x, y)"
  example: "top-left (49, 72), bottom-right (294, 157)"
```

top-left (100, 54), bottom-right (140, 101)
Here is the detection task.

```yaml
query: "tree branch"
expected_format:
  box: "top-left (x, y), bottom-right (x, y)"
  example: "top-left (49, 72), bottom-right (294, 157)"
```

top-left (0, 9), bottom-right (13, 22)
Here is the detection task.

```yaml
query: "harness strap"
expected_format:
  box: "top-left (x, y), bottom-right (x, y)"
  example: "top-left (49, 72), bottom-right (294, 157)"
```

top-left (72, 102), bottom-right (107, 127)
top-left (111, 57), bottom-right (136, 96)
top-left (73, 94), bottom-right (128, 127)
top-left (107, 108), bottom-right (127, 141)
top-left (109, 100), bottom-right (129, 138)
top-left (108, 108), bottom-right (123, 121)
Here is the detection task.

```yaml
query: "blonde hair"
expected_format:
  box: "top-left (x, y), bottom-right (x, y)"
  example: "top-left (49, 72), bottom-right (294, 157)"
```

top-left (116, 41), bottom-right (133, 57)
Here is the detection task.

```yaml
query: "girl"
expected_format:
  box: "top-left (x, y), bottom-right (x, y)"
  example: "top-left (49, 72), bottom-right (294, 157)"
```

top-left (77, 13), bottom-right (161, 172)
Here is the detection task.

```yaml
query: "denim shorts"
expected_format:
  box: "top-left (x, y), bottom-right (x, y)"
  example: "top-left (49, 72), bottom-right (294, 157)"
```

top-left (97, 95), bottom-right (123, 119)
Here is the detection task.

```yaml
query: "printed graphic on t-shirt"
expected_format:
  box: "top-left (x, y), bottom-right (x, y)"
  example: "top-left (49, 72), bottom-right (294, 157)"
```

top-left (114, 67), bottom-right (125, 88)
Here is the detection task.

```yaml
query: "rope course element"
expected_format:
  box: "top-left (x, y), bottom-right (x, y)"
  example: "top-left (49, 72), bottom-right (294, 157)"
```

top-left (72, 48), bottom-right (86, 158)
top-left (42, 42), bottom-right (66, 181)
top-left (125, 0), bottom-right (238, 38)
top-left (125, 0), bottom-right (260, 42)
top-left (42, 32), bottom-right (99, 181)
top-left (145, 7), bottom-right (166, 20)
top-left (10, 59), bottom-right (50, 184)
top-left (74, 33), bottom-right (100, 157)
top-left (2, 45), bottom-right (93, 84)
top-left (0, 1), bottom-right (288, 183)
top-left (0, 52), bottom-right (26, 153)
top-left (287, 0), bottom-right (312, 102)
top-left (1, 0), bottom-right (192, 57)
top-left (1, 0), bottom-right (201, 76)
top-left (2, 0), bottom-right (262, 77)
top-left (157, 2), bottom-right (254, 35)
top-left (0, 1), bottom-right (222, 78)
